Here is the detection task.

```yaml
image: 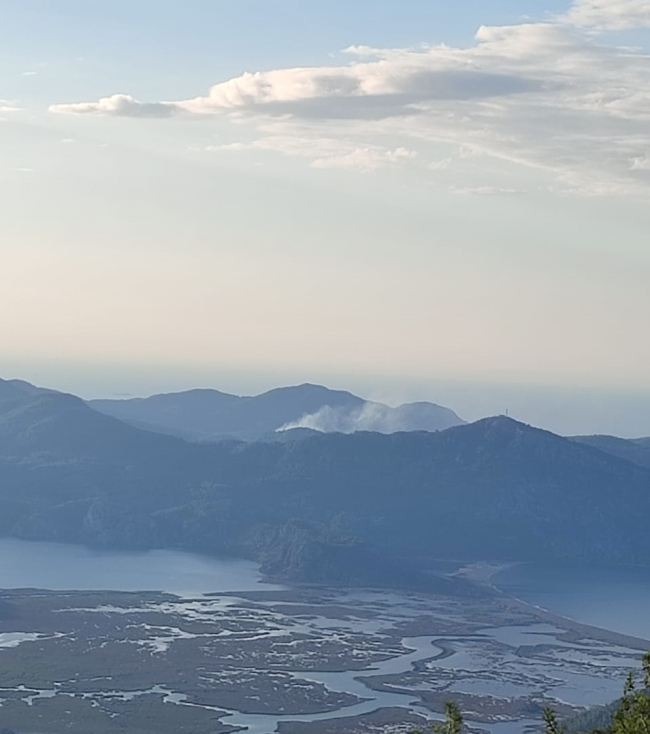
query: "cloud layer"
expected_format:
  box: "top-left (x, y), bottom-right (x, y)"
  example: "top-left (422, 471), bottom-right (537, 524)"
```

top-left (51, 94), bottom-right (177, 118)
top-left (50, 0), bottom-right (650, 194)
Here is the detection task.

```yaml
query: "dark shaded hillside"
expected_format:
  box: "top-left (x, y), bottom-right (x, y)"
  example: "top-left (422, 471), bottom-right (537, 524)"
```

top-left (0, 391), bottom-right (180, 461)
top-left (89, 383), bottom-right (465, 441)
top-left (1, 385), bottom-right (650, 586)
top-left (572, 434), bottom-right (650, 470)
top-left (241, 418), bottom-right (650, 564)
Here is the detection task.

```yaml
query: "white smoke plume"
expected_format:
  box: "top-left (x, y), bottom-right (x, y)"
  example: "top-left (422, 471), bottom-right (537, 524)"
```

top-left (279, 401), bottom-right (464, 434)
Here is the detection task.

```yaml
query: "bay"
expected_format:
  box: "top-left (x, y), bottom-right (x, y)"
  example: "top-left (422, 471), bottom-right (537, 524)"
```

top-left (0, 538), bottom-right (270, 595)
top-left (495, 563), bottom-right (650, 641)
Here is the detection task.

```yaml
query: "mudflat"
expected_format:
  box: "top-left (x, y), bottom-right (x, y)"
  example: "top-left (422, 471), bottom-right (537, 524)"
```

top-left (0, 584), bottom-right (645, 734)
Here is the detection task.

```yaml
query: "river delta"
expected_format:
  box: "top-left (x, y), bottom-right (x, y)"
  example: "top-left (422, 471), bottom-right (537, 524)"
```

top-left (0, 579), bottom-right (647, 734)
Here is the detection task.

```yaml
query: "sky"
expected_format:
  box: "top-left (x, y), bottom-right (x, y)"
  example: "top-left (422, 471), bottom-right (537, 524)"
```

top-left (2, 0), bottom-right (650, 436)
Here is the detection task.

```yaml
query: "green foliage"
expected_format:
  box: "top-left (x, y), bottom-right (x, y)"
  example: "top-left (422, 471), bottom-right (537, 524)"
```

top-left (545, 707), bottom-right (565, 734)
top-left (412, 700), bottom-right (464, 734)
top-left (550, 652), bottom-right (650, 734)
top-left (610, 653), bottom-right (650, 734)
top-left (433, 702), bottom-right (463, 734)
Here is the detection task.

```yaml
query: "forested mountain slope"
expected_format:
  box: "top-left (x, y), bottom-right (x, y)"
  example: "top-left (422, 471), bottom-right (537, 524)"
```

top-left (2, 381), bottom-right (650, 586)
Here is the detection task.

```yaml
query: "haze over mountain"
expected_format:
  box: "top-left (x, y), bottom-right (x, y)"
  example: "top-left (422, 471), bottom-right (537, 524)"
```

top-left (2, 377), bottom-right (650, 587)
top-left (89, 384), bottom-right (466, 441)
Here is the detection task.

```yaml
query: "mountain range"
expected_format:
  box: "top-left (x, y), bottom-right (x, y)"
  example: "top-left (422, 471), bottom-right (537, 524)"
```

top-left (2, 377), bottom-right (650, 588)
top-left (89, 384), bottom-right (466, 441)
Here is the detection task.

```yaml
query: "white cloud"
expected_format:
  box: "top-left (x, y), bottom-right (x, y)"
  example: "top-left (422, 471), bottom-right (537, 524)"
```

top-left (562, 0), bottom-right (650, 30)
top-left (311, 146), bottom-right (415, 172)
top-left (50, 1), bottom-right (650, 194)
top-left (50, 94), bottom-right (180, 118)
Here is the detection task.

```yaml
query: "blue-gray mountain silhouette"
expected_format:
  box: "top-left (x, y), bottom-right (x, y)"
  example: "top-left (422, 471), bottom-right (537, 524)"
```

top-left (89, 383), bottom-right (465, 441)
top-left (2, 377), bottom-right (650, 587)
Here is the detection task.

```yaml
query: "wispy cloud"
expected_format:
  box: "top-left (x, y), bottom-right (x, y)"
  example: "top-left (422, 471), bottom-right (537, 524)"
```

top-left (0, 100), bottom-right (21, 113)
top-left (211, 136), bottom-right (416, 172)
top-left (312, 146), bottom-right (415, 171)
top-left (50, 0), bottom-right (650, 195)
top-left (451, 186), bottom-right (525, 196)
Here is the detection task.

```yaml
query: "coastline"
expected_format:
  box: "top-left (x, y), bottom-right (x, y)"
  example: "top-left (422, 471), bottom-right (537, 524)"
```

top-left (2, 550), bottom-right (649, 734)
top-left (496, 592), bottom-right (650, 651)
top-left (0, 579), bottom-right (646, 734)
top-left (455, 561), bottom-right (650, 651)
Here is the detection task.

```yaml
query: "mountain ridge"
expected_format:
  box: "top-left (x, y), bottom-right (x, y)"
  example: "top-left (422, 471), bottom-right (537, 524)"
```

top-left (89, 382), bottom-right (466, 441)
top-left (571, 434), bottom-right (650, 470)
top-left (2, 380), bottom-right (650, 587)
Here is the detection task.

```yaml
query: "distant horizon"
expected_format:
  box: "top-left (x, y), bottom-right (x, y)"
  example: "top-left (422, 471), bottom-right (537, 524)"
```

top-left (3, 367), bottom-right (650, 439)
top-left (3, 0), bottom-right (650, 440)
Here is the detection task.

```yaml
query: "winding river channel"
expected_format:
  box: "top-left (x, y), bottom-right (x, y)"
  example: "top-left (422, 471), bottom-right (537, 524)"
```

top-left (1, 538), bottom-right (648, 733)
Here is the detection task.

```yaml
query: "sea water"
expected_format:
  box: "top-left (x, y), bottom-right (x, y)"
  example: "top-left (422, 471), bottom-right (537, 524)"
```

top-left (495, 563), bottom-right (650, 641)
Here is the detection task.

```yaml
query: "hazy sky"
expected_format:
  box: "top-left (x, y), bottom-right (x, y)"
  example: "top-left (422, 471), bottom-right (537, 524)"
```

top-left (2, 0), bottom-right (650, 436)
